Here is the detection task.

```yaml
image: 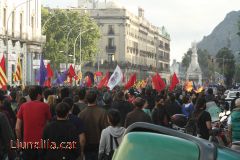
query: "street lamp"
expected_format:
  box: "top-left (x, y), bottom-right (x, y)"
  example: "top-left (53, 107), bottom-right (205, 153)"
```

top-left (65, 24), bottom-right (82, 67)
top-left (73, 27), bottom-right (94, 72)
top-left (5, 0), bottom-right (33, 79)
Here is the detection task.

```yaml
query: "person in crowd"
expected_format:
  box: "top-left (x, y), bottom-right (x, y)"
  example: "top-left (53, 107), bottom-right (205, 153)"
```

top-left (98, 109), bottom-right (125, 160)
top-left (56, 87), bottom-right (70, 104)
top-left (43, 89), bottom-right (53, 103)
top-left (142, 100), bottom-right (151, 118)
top-left (0, 112), bottom-right (15, 160)
top-left (102, 92), bottom-right (112, 111)
top-left (228, 98), bottom-right (240, 152)
top-left (47, 95), bottom-right (57, 117)
top-left (151, 95), bottom-right (169, 127)
top-left (125, 97), bottom-right (152, 128)
top-left (111, 91), bottom-right (133, 126)
top-left (42, 102), bottom-right (80, 160)
top-left (0, 99), bottom-right (16, 131)
top-left (10, 90), bottom-right (18, 112)
top-left (22, 86), bottom-right (31, 102)
top-left (72, 95), bottom-right (81, 116)
top-left (181, 96), bottom-right (194, 118)
top-left (205, 88), bottom-right (216, 102)
top-left (16, 97), bottom-right (27, 113)
top-left (193, 97), bottom-right (212, 140)
top-left (165, 93), bottom-right (182, 118)
top-left (15, 86), bottom-right (51, 160)
top-left (231, 92), bottom-right (240, 110)
top-left (62, 97), bottom-right (86, 159)
top-left (127, 89), bottom-right (136, 104)
top-left (75, 88), bottom-right (87, 115)
top-left (143, 88), bottom-right (155, 111)
top-left (79, 89), bottom-right (108, 160)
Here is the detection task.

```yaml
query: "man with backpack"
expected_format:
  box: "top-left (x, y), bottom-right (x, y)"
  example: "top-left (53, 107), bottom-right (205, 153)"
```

top-left (185, 97), bottom-right (212, 140)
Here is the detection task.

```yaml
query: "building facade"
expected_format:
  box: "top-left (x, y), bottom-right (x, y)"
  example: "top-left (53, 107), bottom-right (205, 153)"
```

top-left (0, 0), bottom-right (44, 85)
top-left (74, 0), bottom-right (171, 81)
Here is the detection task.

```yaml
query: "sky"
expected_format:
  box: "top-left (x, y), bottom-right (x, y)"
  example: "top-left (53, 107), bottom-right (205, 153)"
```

top-left (42, 0), bottom-right (240, 63)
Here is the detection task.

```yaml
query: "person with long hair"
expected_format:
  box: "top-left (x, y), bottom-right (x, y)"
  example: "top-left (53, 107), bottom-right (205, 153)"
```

top-left (47, 95), bottom-right (57, 117)
top-left (192, 96), bottom-right (212, 140)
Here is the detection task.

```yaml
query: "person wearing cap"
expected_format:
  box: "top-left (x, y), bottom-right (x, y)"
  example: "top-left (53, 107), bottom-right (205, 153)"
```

top-left (124, 97), bottom-right (152, 128)
top-left (228, 98), bottom-right (240, 152)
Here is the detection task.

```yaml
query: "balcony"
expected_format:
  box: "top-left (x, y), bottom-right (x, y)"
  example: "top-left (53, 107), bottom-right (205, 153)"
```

top-left (108, 29), bottom-right (115, 35)
top-left (106, 46), bottom-right (116, 53)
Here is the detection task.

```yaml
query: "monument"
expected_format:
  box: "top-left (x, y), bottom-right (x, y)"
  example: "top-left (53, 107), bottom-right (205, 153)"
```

top-left (186, 42), bottom-right (202, 85)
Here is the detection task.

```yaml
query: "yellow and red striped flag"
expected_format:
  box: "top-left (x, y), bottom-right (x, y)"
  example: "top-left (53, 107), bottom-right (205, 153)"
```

top-left (13, 56), bottom-right (22, 82)
top-left (0, 55), bottom-right (8, 89)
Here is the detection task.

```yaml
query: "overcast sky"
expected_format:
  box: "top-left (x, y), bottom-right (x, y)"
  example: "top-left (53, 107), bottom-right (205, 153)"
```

top-left (42, 0), bottom-right (240, 63)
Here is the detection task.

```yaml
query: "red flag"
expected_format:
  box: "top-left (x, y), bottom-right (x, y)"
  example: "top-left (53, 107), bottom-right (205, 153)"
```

top-left (97, 72), bottom-right (110, 89)
top-left (0, 55), bottom-right (6, 73)
top-left (124, 73), bottom-right (136, 90)
top-left (95, 71), bottom-right (103, 77)
top-left (68, 65), bottom-right (76, 78)
top-left (152, 73), bottom-right (166, 91)
top-left (0, 55), bottom-right (7, 90)
top-left (169, 73), bottom-right (180, 91)
top-left (85, 76), bottom-right (92, 87)
top-left (46, 64), bottom-right (53, 78)
top-left (44, 78), bottom-right (51, 88)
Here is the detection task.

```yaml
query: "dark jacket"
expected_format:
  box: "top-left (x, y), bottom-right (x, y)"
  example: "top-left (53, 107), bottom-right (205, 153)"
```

top-left (42, 120), bottom-right (80, 160)
top-left (124, 109), bottom-right (152, 128)
top-left (0, 112), bottom-right (15, 159)
top-left (79, 105), bottom-right (108, 152)
top-left (165, 100), bottom-right (182, 118)
top-left (151, 105), bottom-right (169, 127)
top-left (111, 100), bottom-right (133, 126)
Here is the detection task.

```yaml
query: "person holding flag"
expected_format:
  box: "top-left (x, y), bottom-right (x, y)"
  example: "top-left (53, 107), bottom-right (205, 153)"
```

top-left (107, 65), bottom-right (123, 90)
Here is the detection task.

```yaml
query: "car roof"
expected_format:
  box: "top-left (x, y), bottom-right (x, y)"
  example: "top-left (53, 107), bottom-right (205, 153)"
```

top-left (113, 132), bottom-right (199, 160)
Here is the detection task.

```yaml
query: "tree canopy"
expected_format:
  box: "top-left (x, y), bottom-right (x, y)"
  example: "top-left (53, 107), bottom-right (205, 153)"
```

top-left (41, 7), bottom-right (100, 70)
top-left (216, 47), bottom-right (235, 86)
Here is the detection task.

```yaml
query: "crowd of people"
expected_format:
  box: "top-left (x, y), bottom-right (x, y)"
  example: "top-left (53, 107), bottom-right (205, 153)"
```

top-left (0, 85), bottom-right (240, 160)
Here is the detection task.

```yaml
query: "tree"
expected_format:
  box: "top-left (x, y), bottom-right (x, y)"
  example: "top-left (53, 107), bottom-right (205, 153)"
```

top-left (197, 49), bottom-right (214, 80)
top-left (41, 7), bottom-right (100, 69)
top-left (181, 49), bottom-right (191, 70)
top-left (216, 47), bottom-right (235, 86)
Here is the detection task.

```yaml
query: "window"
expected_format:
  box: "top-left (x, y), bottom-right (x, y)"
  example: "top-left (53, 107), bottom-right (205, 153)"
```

top-left (108, 54), bottom-right (114, 62)
top-left (3, 8), bottom-right (6, 29)
top-left (108, 38), bottom-right (114, 47)
top-left (20, 13), bottom-right (23, 38)
top-left (12, 11), bottom-right (15, 37)
top-left (108, 25), bottom-right (114, 34)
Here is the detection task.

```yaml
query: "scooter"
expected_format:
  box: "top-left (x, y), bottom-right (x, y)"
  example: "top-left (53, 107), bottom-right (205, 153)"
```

top-left (209, 110), bottom-right (231, 146)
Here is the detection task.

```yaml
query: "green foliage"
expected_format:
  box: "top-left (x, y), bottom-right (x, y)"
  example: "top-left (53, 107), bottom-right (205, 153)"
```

top-left (41, 7), bottom-right (100, 69)
top-left (181, 49), bottom-right (191, 70)
top-left (216, 47), bottom-right (235, 86)
top-left (198, 49), bottom-right (214, 80)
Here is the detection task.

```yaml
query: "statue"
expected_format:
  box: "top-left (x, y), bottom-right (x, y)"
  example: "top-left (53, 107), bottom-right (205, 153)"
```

top-left (186, 42), bottom-right (202, 85)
